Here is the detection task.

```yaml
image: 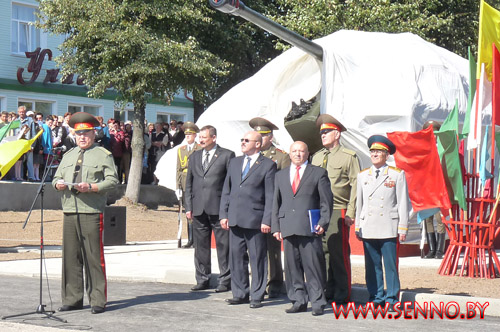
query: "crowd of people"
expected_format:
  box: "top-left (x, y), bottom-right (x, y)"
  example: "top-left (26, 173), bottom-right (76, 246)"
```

top-left (0, 106), bottom-right (186, 184)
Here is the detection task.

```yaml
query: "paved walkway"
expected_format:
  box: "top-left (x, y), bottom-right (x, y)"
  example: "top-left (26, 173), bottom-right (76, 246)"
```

top-left (1, 241), bottom-right (499, 331)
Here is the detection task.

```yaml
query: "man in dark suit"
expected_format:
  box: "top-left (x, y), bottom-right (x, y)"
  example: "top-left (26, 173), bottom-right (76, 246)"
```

top-left (272, 141), bottom-right (333, 316)
top-left (185, 125), bottom-right (235, 292)
top-left (220, 131), bottom-right (277, 309)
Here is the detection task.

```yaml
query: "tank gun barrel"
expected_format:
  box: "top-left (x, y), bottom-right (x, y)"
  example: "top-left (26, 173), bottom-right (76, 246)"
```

top-left (209, 0), bottom-right (323, 61)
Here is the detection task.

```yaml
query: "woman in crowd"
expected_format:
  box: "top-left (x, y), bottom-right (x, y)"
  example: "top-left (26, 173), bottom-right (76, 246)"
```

top-left (109, 120), bottom-right (125, 182)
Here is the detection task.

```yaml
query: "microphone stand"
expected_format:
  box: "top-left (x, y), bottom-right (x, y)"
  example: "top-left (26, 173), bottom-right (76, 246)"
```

top-left (2, 149), bottom-right (67, 323)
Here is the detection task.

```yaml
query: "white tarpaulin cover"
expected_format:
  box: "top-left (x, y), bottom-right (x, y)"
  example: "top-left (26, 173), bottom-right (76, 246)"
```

top-left (156, 30), bottom-right (469, 190)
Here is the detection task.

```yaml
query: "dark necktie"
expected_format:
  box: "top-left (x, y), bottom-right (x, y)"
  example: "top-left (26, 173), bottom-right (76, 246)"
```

top-left (242, 156), bottom-right (251, 179)
top-left (375, 169), bottom-right (380, 179)
top-left (72, 150), bottom-right (85, 194)
top-left (203, 151), bottom-right (210, 171)
top-left (292, 166), bottom-right (301, 194)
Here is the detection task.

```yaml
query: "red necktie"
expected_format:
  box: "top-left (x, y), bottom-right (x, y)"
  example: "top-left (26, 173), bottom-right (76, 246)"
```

top-left (292, 166), bottom-right (301, 194)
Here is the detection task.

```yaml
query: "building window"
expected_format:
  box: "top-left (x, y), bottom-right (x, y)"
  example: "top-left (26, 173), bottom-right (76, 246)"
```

top-left (18, 99), bottom-right (54, 118)
top-left (68, 104), bottom-right (101, 116)
top-left (11, 3), bottom-right (41, 54)
top-left (156, 113), bottom-right (185, 125)
top-left (114, 109), bottom-right (135, 123)
top-left (0, 97), bottom-right (6, 112)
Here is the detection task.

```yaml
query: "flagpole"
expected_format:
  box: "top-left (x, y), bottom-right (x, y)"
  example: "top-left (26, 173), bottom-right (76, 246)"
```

top-left (492, 44), bottom-right (498, 183)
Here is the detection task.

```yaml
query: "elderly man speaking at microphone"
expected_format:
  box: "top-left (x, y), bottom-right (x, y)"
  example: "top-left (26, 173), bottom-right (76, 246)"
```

top-left (53, 112), bottom-right (118, 315)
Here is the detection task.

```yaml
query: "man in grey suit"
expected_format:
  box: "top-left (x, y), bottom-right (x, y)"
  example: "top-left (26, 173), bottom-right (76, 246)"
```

top-left (272, 141), bottom-right (333, 316)
top-left (185, 125), bottom-right (235, 292)
top-left (220, 131), bottom-right (277, 309)
top-left (355, 135), bottom-right (409, 312)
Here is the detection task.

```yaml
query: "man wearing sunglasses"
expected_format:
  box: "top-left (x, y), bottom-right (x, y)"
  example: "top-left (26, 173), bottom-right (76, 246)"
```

top-left (220, 131), bottom-right (277, 309)
top-left (249, 117), bottom-right (290, 299)
top-left (311, 114), bottom-right (360, 306)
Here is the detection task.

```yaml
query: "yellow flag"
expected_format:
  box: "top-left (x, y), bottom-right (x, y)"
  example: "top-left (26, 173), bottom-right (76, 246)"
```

top-left (0, 129), bottom-right (44, 179)
top-left (478, 0), bottom-right (500, 80)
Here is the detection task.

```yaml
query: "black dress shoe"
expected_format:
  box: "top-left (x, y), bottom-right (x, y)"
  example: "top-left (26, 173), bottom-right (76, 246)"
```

top-left (285, 304), bottom-right (307, 313)
top-left (249, 300), bottom-right (263, 309)
top-left (91, 306), bottom-right (105, 314)
top-left (58, 305), bottom-right (82, 312)
top-left (215, 284), bottom-right (231, 293)
top-left (190, 283), bottom-right (209, 291)
top-left (225, 297), bottom-right (250, 305)
top-left (182, 241), bottom-right (193, 249)
top-left (312, 307), bottom-right (324, 316)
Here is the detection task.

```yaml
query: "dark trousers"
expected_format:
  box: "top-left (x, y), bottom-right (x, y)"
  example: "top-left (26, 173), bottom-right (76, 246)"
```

top-left (323, 209), bottom-right (351, 303)
top-left (363, 237), bottom-right (400, 305)
top-left (229, 226), bottom-right (268, 301)
top-left (266, 232), bottom-right (284, 292)
top-left (62, 213), bottom-right (106, 308)
top-left (193, 212), bottom-right (230, 287)
top-left (284, 235), bottom-right (327, 310)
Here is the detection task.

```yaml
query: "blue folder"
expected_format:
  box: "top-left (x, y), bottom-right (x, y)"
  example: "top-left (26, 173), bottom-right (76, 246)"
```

top-left (308, 209), bottom-right (320, 233)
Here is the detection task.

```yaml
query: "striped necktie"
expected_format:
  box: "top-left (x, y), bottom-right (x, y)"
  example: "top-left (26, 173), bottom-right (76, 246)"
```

top-left (203, 151), bottom-right (210, 171)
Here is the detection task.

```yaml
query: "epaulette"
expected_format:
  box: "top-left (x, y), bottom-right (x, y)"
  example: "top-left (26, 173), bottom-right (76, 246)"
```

top-left (341, 147), bottom-right (357, 156)
top-left (180, 145), bottom-right (187, 150)
top-left (96, 146), bottom-right (112, 156)
top-left (275, 147), bottom-right (287, 154)
top-left (312, 147), bottom-right (327, 157)
top-left (66, 147), bottom-right (76, 154)
top-left (389, 166), bottom-right (402, 173)
top-left (360, 167), bottom-right (370, 173)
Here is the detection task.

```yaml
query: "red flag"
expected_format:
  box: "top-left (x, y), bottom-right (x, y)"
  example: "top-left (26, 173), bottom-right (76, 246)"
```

top-left (387, 127), bottom-right (451, 212)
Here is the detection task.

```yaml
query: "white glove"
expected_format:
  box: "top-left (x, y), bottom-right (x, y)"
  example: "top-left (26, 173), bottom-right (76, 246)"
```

top-left (175, 189), bottom-right (182, 200)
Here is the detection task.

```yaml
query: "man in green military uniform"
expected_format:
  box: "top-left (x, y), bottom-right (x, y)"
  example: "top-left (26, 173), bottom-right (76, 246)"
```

top-left (53, 112), bottom-right (119, 314)
top-left (249, 117), bottom-right (290, 298)
top-left (176, 121), bottom-right (202, 248)
top-left (311, 114), bottom-right (360, 305)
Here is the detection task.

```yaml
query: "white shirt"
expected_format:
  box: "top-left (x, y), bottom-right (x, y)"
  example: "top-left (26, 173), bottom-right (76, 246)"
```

top-left (201, 145), bottom-right (217, 166)
top-left (241, 152), bottom-right (260, 172)
top-left (289, 161), bottom-right (308, 184)
top-left (186, 142), bottom-right (196, 152)
top-left (372, 164), bottom-right (388, 178)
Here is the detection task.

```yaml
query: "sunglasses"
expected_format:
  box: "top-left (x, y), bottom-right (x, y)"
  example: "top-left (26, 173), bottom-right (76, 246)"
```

top-left (240, 138), bottom-right (258, 143)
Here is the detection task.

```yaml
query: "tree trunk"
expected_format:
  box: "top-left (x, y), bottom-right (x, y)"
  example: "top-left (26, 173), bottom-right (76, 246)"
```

top-left (125, 96), bottom-right (146, 204)
top-left (193, 99), bottom-right (205, 122)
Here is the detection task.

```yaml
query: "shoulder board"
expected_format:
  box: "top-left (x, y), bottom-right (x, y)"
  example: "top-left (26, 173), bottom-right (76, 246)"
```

top-left (341, 147), bottom-right (357, 156)
top-left (275, 148), bottom-right (287, 154)
top-left (389, 166), bottom-right (402, 173)
top-left (180, 145), bottom-right (187, 150)
top-left (312, 148), bottom-right (327, 157)
top-left (95, 146), bottom-right (113, 156)
top-left (66, 147), bottom-right (76, 154)
top-left (360, 167), bottom-right (370, 173)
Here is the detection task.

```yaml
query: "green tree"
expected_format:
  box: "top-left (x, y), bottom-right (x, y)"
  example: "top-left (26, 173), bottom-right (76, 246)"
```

top-left (37, 0), bottom-right (282, 203)
top-left (186, 0), bottom-right (282, 119)
top-left (38, 0), bottom-right (231, 203)
top-left (272, 0), bottom-right (493, 58)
